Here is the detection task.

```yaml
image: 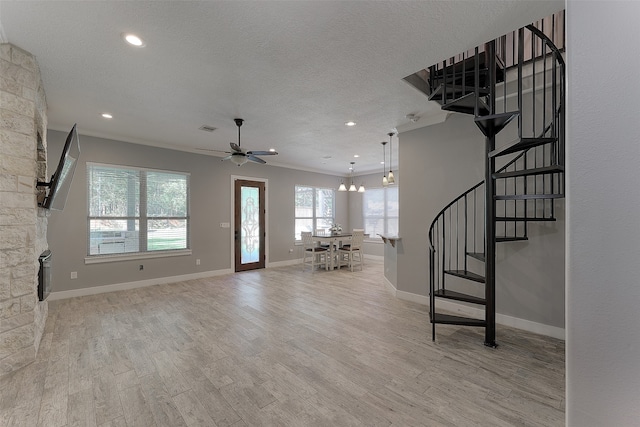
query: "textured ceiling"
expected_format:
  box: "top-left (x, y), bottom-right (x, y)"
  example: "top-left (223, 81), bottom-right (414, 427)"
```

top-left (0, 1), bottom-right (562, 175)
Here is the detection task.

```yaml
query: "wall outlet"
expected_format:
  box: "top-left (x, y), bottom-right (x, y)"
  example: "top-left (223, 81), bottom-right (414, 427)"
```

top-left (139, 264), bottom-right (144, 271)
top-left (70, 271), bottom-right (77, 279)
top-left (289, 248), bottom-right (293, 253)
top-left (196, 259), bottom-right (201, 265)
top-left (220, 222), bottom-right (230, 228)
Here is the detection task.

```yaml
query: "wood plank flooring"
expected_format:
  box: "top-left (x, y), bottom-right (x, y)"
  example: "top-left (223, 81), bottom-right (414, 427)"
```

top-left (0, 259), bottom-right (565, 426)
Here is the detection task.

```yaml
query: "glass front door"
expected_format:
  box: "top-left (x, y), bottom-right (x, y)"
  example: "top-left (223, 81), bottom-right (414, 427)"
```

top-left (234, 179), bottom-right (265, 272)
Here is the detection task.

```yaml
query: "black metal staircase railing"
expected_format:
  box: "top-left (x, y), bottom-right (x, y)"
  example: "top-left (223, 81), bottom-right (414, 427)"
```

top-left (426, 13), bottom-right (566, 345)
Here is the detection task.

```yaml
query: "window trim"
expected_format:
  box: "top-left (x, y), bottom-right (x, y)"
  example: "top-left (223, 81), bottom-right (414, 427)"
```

top-left (362, 186), bottom-right (398, 239)
top-left (86, 162), bottom-right (191, 260)
top-left (294, 185), bottom-right (335, 241)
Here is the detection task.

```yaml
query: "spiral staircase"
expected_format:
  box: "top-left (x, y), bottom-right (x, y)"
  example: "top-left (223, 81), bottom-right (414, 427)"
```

top-left (410, 15), bottom-right (565, 346)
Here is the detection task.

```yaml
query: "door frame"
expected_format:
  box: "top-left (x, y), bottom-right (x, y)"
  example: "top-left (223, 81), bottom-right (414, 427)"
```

top-left (230, 175), bottom-right (269, 270)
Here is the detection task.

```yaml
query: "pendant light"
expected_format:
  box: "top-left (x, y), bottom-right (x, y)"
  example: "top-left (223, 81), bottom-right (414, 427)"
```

top-left (348, 162), bottom-right (357, 192)
top-left (381, 141), bottom-right (389, 186)
top-left (387, 132), bottom-right (395, 184)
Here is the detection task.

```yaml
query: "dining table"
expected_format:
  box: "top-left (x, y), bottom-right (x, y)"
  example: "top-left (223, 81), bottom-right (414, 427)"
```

top-left (311, 233), bottom-right (352, 270)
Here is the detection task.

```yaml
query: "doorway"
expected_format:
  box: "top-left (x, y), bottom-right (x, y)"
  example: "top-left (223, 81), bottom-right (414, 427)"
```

top-left (234, 179), bottom-right (266, 272)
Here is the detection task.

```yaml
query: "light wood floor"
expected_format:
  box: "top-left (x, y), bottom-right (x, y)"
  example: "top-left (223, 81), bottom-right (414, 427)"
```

top-left (1, 259), bottom-right (565, 426)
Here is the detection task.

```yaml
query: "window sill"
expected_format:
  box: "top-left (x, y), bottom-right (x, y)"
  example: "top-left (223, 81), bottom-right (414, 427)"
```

top-left (85, 249), bottom-right (192, 265)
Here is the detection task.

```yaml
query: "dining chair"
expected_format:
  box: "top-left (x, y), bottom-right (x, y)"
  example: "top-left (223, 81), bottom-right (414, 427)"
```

top-left (315, 228), bottom-right (331, 249)
top-left (301, 231), bottom-right (328, 271)
top-left (338, 229), bottom-right (364, 271)
top-left (340, 228), bottom-right (364, 250)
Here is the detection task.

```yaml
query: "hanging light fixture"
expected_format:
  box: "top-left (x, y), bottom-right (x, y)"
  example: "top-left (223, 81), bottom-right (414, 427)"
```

top-left (387, 132), bottom-right (395, 185)
top-left (348, 162), bottom-right (357, 192)
top-left (338, 175), bottom-right (347, 191)
top-left (381, 141), bottom-right (389, 186)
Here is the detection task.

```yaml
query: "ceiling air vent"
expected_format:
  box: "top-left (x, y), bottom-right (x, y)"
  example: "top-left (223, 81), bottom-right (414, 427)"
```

top-left (198, 125), bottom-right (217, 132)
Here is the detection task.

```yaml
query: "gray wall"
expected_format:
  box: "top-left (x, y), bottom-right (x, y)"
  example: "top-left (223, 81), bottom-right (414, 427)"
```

top-left (397, 111), bottom-right (565, 329)
top-left (567, 1), bottom-right (640, 425)
top-left (47, 130), bottom-right (347, 292)
top-left (398, 114), bottom-right (485, 296)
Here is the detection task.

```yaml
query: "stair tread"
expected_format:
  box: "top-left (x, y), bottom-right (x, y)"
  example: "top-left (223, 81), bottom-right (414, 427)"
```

top-left (444, 269), bottom-right (485, 283)
top-left (493, 165), bottom-right (564, 179)
top-left (489, 137), bottom-right (557, 158)
top-left (466, 252), bottom-right (485, 262)
top-left (431, 312), bottom-right (486, 327)
top-left (495, 216), bottom-right (557, 222)
top-left (496, 236), bottom-right (529, 242)
top-left (442, 93), bottom-right (489, 116)
top-left (495, 193), bottom-right (565, 200)
top-left (430, 53), bottom-right (505, 82)
top-left (429, 83), bottom-right (488, 102)
top-left (433, 289), bottom-right (486, 305)
top-left (474, 111), bottom-right (519, 138)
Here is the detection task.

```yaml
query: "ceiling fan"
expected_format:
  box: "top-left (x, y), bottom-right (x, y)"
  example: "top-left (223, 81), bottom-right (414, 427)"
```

top-left (215, 118), bottom-right (278, 166)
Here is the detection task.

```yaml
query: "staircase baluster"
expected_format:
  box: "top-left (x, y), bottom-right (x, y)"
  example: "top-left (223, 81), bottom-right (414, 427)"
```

top-left (441, 217), bottom-right (446, 292)
top-left (443, 59), bottom-right (448, 105)
top-left (473, 189), bottom-right (477, 255)
top-left (462, 51), bottom-right (467, 100)
top-left (518, 28), bottom-right (524, 142)
top-left (464, 194), bottom-right (468, 272)
top-left (502, 35), bottom-right (507, 106)
top-left (430, 243), bottom-right (436, 340)
top-left (474, 47), bottom-right (480, 117)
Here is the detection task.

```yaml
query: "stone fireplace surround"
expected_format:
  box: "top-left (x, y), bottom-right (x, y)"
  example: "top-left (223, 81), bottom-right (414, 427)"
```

top-left (0, 43), bottom-right (49, 375)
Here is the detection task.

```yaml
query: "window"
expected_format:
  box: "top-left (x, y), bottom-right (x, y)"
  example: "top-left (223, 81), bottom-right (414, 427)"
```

top-left (363, 187), bottom-right (398, 238)
top-left (88, 163), bottom-right (189, 256)
top-left (294, 185), bottom-right (335, 240)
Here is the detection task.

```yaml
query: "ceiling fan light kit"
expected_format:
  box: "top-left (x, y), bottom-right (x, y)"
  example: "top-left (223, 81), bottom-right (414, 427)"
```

top-left (222, 118), bottom-right (278, 167)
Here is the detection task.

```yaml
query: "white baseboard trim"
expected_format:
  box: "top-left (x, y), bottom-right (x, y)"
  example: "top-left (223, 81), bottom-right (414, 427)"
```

top-left (389, 285), bottom-right (565, 340)
top-left (383, 276), bottom-right (397, 294)
top-left (48, 268), bottom-right (233, 301)
top-left (366, 254), bottom-right (384, 261)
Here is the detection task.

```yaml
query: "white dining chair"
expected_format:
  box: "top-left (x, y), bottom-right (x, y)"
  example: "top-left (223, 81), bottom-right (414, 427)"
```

top-left (301, 231), bottom-right (328, 271)
top-left (315, 228), bottom-right (331, 249)
top-left (338, 229), bottom-right (364, 271)
top-left (340, 228), bottom-right (364, 251)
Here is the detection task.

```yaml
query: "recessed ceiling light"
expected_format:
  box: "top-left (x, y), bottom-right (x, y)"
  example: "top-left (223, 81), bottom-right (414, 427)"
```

top-left (269, 148), bottom-right (276, 152)
top-left (101, 113), bottom-right (113, 119)
top-left (380, 161), bottom-right (385, 164)
top-left (353, 154), bottom-right (359, 158)
top-left (122, 33), bottom-right (146, 47)
top-left (345, 121), bottom-right (356, 127)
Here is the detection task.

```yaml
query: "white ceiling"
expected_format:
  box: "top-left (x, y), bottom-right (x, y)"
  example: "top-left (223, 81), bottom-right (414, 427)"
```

top-left (0, 1), bottom-right (562, 175)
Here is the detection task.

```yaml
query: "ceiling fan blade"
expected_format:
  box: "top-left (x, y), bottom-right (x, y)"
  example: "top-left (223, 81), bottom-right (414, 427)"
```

top-left (196, 148), bottom-right (232, 154)
top-left (247, 150), bottom-right (278, 156)
top-left (230, 142), bottom-right (243, 153)
top-left (246, 155), bottom-right (266, 164)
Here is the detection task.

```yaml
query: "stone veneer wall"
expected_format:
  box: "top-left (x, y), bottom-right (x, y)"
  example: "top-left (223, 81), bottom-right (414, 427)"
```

top-left (0, 43), bottom-right (49, 375)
